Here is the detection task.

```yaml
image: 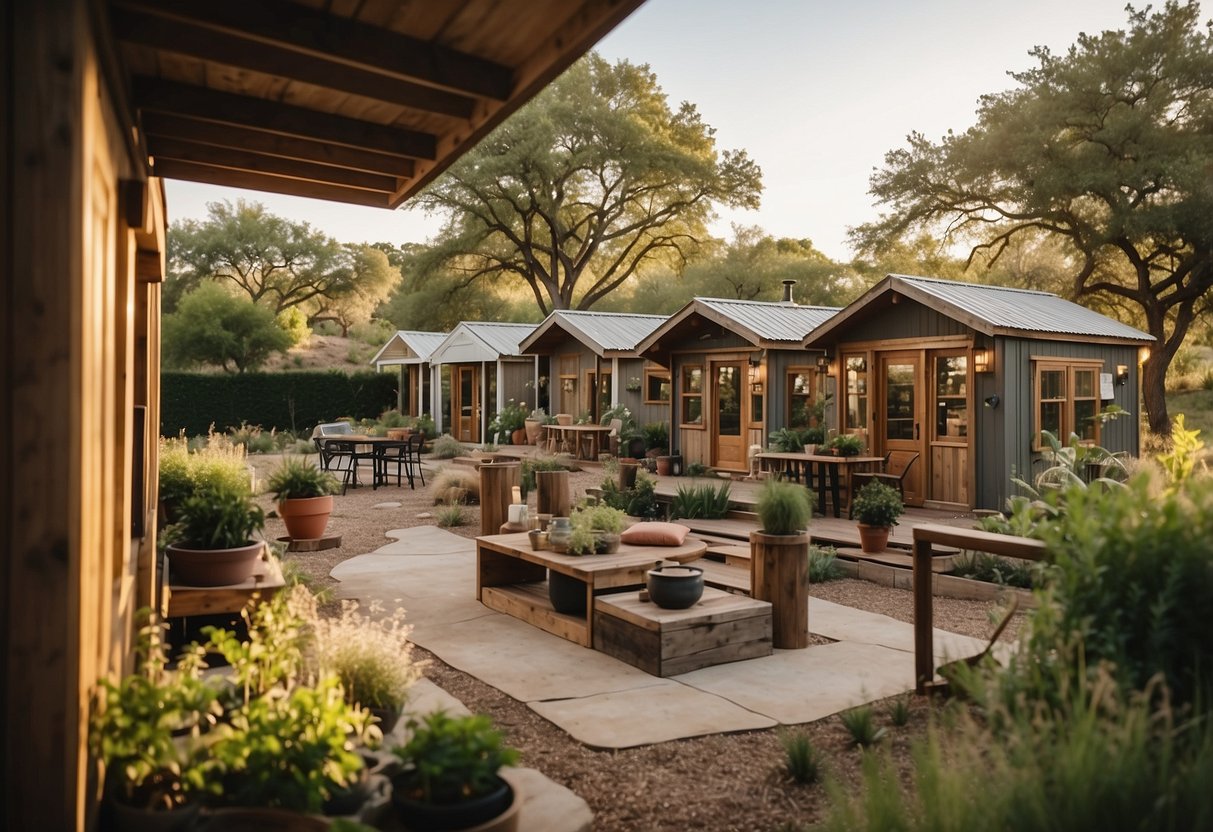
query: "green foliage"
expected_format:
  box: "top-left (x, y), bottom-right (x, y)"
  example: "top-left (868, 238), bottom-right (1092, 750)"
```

top-left (169, 489), bottom-right (264, 551)
top-left (808, 545), bottom-right (844, 582)
top-left (568, 502), bottom-right (627, 554)
top-left (826, 434), bottom-right (864, 456)
top-left (1157, 413), bottom-right (1204, 493)
top-left (838, 705), bottom-right (886, 747)
top-left (599, 472), bottom-right (662, 519)
top-left (311, 600), bottom-right (421, 713)
top-left (379, 408), bottom-right (410, 429)
top-left (886, 696), bottom-right (911, 727)
top-left (275, 306), bottom-right (311, 347)
top-left (851, 481), bottom-right (903, 528)
top-left (90, 620), bottom-right (219, 809)
top-left (756, 478), bottom-right (812, 535)
top-left (487, 399), bottom-right (528, 440)
top-left (769, 426), bottom-right (827, 452)
top-left (431, 435), bottom-right (468, 459)
top-left (852, 3), bottom-right (1213, 433)
top-left (779, 730), bottom-right (823, 785)
top-left (435, 503), bottom-right (467, 528)
top-left (1014, 430), bottom-right (1129, 497)
top-left (683, 461), bottom-right (709, 477)
top-left (412, 54), bottom-right (761, 314)
top-left (209, 675), bottom-right (372, 812)
top-left (266, 456), bottom-right (339, 500)
top-left (948, 551), bottom-right (1043, 589)
top-left (392, 712), bottom-right (519, 805)
top-left (204, 585), bottom-right (314, 701)
top-left (163, 283), bottom-right (293, 373)
top-left (160, 370), bottom-right (397, 437)
top-left (669, 482), bottom-right (732, 519)
top-left (642, 421), bottom-right (669, 453)
top-left (412, 413), bottom-right (436, 438)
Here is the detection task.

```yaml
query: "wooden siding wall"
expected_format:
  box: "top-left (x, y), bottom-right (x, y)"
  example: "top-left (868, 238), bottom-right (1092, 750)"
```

top-left (765, 348), bottom-right (818, 436)
top-left (4, 2), bottom-right (158, 827)
top-left (670, 347), bottom-right (759, 468)
top-left (617, 357), bottom-right (668, 426)
top-left (500, 358), bottom-right (538, 412)
top-left (981, 338), bottom-right (1141, 511)
top-left (550, 344), bottom-right (598, 415)
top-left (840, 303), bottom-right (971, 342)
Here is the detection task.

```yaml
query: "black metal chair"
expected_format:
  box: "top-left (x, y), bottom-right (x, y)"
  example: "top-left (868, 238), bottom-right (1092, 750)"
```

top-left (408, 433), bottom-right (426, 487)
top-left (374, 441), bottom-right (413, 489)
top-left (326, 439), bottom-right (374, 494)
top-left (849, 451), bottom-right (919, 518)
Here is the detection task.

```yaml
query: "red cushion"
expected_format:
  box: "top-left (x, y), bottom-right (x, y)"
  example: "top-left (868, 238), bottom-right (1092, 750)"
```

top-left (620, 522), bottom-right (691, 546)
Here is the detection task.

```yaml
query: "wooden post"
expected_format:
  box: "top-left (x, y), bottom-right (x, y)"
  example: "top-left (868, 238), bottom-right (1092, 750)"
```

top-left (618, 459), bottom-right (639, 490)
top-left (480, 462), bottom-right (521, 536)
top-left (536, 469), bottom-right (571, 518)
top-left (913, 536), bottom-right (934, 693)
top-left (749, 531), bottom-right (809, 649)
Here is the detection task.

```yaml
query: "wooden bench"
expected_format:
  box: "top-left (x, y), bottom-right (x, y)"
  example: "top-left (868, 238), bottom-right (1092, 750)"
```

top-left (592, 587), bottom-right (772, 677)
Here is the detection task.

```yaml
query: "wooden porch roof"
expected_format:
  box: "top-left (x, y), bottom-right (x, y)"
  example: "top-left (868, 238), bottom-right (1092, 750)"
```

top-left (110, 0), bottom-right (646, 207)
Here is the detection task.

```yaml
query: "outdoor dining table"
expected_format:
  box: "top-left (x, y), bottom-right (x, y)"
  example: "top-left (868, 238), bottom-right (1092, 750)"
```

top-left (545, 423), bottom-right (613, 460)
top-left (755, 452), bottom-right (885, 517)
top-left (316, 435), bottom-right (404, 488)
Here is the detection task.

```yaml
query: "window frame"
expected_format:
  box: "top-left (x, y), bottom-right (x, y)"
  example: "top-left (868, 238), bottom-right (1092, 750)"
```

top-left (1032, 358), bottom-right (1104, 450)
top-left (785, 365), bottom-right (818, 430)
top-left (680, 364), bottom-right (704, 429)
top-left (643, 365), bottom-right (671, 404)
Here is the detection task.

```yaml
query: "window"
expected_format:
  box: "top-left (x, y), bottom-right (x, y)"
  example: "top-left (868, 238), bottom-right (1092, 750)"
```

top-left (558, 355), bottom-right (578, 415)
top-left (934, 354), bottom-right (968, 441)
top-left (586, 370), bottom-right (611, 418)
top-left (681, 365), bottom-right (703, 426)
top-left (844, 355), bottom-right (868, 432)
top-left (1034, 360), bottom-right (1102, 448)
top-left (786, 367), bottom-right (817, 428)
top-left (644, 367), bottom-right (671, 403)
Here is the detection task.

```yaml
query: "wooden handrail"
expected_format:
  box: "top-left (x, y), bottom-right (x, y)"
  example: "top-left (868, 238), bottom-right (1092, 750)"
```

top-left (913, 523), bottom-right (1047, 692)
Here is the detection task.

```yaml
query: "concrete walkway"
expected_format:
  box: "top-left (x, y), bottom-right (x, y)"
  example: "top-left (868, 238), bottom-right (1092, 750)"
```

top-left (332, 527), bottom-right (991, 749)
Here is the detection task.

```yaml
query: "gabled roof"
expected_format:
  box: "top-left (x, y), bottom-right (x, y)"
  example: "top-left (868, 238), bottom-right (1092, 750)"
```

top-left (804, 275), bottom-right (1154, 346)
top-left (635, 297), bottom-right (840, 356)
top-left (369, 330), bottom-right (448, 367)
top-left (428, 321), bottom-right (539, 364)
top-left (519, 310), bottom-right (667, 357)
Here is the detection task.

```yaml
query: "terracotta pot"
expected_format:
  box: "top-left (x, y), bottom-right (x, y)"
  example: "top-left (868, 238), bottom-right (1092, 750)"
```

top-left (511, 428), bottom-right (527, 446)
top-left (857, 523), bottom-right (890, 554)
top-left (386, 428), bottom-right (411, 440)
top-left (655, 456), bottom-right (672, 476)
top-left (165, 541), bottom-right (262, 587)
top-left (278, 495), bottom-right (333, 540)
top-left (524, 418), bottom-right (541, 445)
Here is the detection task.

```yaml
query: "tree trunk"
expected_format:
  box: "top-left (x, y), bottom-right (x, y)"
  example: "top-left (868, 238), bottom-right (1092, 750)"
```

top-left (1142, 354), bottom-right (1171, 437)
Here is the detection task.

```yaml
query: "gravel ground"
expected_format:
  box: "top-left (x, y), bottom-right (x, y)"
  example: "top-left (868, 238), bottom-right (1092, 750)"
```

top-left (250, 452), bottom-right (1023, 831)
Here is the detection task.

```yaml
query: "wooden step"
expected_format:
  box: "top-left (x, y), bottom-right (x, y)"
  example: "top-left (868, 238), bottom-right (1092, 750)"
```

top-left (705, 543), bottom-right (751, 567)
top-left (679, 517), bottom-right (760, 542)
top-left (834, 547), bottom-right (957, 573)
top-left (687, 558), bottom-right (751, 595)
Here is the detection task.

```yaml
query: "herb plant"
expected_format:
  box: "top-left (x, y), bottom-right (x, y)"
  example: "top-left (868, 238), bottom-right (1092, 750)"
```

top-left (393, 712), bottom-right (519, 806)
top-left (756, 479), bottom-right (812, 535)
top-left (267, 456), bottom-right (340, 500)
top-left (851, 481), bottom-right (903, 528)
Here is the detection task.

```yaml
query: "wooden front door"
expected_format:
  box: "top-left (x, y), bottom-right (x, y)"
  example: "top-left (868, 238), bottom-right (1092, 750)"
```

top-left (877, 352), bottom-right (924, 505)
top-left (454, 365), bottom-right (479, 442)
top-left (712, 361), bottom-right (746, 470)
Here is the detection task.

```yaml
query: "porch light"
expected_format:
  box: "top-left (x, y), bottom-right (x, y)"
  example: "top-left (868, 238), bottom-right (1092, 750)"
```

top-left (1116, 364), bottom-right (1129, 386)
top-left (815, 354), bottom-right (831, 373)
top-left (973, 349), bottom-right (992, 374)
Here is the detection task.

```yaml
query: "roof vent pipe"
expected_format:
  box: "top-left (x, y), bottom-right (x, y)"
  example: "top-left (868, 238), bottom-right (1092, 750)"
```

top-left (781, 279), bottom-right (796, 304)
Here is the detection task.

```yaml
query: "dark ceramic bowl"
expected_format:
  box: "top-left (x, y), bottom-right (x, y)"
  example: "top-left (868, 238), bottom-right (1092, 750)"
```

top-left (646, 565), bottom-right (704, 609)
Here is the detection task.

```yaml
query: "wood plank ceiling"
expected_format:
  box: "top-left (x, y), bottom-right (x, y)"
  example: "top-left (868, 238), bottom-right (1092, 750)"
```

top-left (111, 0), bottom-right (646, 207)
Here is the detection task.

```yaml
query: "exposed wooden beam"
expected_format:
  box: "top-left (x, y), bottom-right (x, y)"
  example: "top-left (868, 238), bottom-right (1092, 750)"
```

top-left (133, 78), bottom-right (437, 160)
top-left (149, 136), bottom-right (400, 193)
top-left (141, 113), bottom-right (415, 179)
top-left (135, 248), bottom-right (164, 283)
top-left (115, 0), bottom-right (514, 102)
top-left (113, 7), bottom-right (478, 120)
top-left (152, 159), bottom-right (394, 208)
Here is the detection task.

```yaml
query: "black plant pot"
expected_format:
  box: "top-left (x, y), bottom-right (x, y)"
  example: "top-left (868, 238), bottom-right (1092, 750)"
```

top-left (548, 570), bottom-right (586, 615)
top-left (392, 777), bottom-right (513, 831)
top-left (646, 565), bottom-right (704, 609)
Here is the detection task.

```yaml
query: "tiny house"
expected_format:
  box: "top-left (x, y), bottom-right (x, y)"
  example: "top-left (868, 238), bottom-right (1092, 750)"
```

top-left (636, 293), bottom-right (839, 472)
top-left (428, 322), bottom-right (540, 443)
top-left (369, 330), bottom-right (447, 418)
top-left (805, 275), bottom-right (1153, 511)
top-left (519, 310), bottom-right (669, 424)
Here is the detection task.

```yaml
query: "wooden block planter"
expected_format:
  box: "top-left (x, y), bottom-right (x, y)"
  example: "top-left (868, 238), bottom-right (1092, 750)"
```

top-left (593, 587), bottom-right (772, 677)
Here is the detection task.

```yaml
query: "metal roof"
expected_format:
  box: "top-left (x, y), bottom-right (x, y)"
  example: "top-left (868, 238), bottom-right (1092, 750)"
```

top-left (368, 330), bottom-right (448, 366)
top-left (889, 275), bottom-right (1152, 341)
top-left (695, 298), bottom-right (840, 343)
top-left (430, 321), bottom-right (538, 363)
top-left (520, 310), bottom-right (667, 356)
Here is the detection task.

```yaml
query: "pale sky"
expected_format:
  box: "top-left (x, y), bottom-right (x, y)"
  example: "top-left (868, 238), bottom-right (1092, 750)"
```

top-left (163, 0), bottom-right (1143, 262)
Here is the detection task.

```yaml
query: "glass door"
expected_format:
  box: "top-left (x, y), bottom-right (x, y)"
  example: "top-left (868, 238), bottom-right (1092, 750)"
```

top-left (712, 362), bottom-right (745, 469)
top-left (456, 366), bottom-right (478, 443)
top-left (878, 352), bottom-right (923, 504)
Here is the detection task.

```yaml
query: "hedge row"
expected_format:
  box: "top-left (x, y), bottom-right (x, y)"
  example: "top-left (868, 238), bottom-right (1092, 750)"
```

top-left (161, 371), bottom-right (398, 437)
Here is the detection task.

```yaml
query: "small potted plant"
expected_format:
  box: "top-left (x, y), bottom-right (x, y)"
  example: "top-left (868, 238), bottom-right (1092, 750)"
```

top-left (750, 478), bottom-right (813, 648)
top-left (852, 480), bottom-right (903, 553)
top-left (568, 502), bottom-right (627, 555)
top-left (827, 434), bottom-right (864, 457)
top-left (391, 711), bottom-right (521, 832)
top-left (164, 483), bottom-right (266, 587)
top-left (267, 456), bottom-right (340, 541)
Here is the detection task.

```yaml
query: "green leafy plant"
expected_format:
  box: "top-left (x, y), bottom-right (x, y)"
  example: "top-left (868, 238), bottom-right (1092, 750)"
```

top-left (392, 711), bottom-right (519, 806)
top-left (809, 545), bottom-right (844, 582)
top-left (851, 481), bottom-right (903, 528)
top-left (169, 489), bottom-right (265, 550)
top-left (1157, 413), bottom-right (1204, 493)
top-left (827, 433), bottom-right (864, 456)
top-left (756, 478), bottom-right (812, 534)
top-left (779, 729), bottom-right (823, 785)
top-left (568, 502), bottom-right (627, 554)
top-left (266, 456), bottom-right (340, 500)
top-left (1016, 430), bottom-right (1130, 496)
top-left (204, 584), bottom-right (315, 701)
top-left (887, 696), bottom-right (911, 727)
top-left (431, 434), bottom-right (468, 459)
top-left (600, 472), bottom-right (662, 519)
top-left (948, 551), bottom-right (1043, 589)
top-left (670, 482), bottom-right (732, 519)
top-left (683, 461), bottom-right (710, 477)
top-left (379, 408), bottom-right (410, 429)
top-left (642, 421), bottom-right (669, 453)
top-left (769, 427), bottom-right (808, 452)
top-left (411, 413), bottom-right (436, 438)
top-left (310, 600), bottom-right (423, 714)
top-left (839, 705), bottom-right (886, 747)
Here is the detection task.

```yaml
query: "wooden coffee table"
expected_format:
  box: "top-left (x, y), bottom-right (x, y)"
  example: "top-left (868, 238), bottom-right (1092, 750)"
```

top-left (475, 532), bottom-right (707, 647)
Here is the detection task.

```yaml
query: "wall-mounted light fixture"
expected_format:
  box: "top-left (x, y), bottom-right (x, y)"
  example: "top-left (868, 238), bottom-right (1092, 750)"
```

top-left (1116, 364), bottom-right (1129, 386)
top-left (973, 349), bottom-right (992, 374)
top-left (816, 354), bottom-right (831, 373)
top-left (984, 394), bottom-right (1000, 409)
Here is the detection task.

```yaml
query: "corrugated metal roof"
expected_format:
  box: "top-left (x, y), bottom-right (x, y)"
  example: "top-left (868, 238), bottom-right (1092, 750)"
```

top-left (890, 275), bottom-right (1153, 341)
top-left (457, 321), bottom-right (538, 357)
top-left (696, 298), bottom-right (840, 343)
top-left (369, 330), bottom-right (448, 365)
top-left (551, 310), bottom-right (667, 353)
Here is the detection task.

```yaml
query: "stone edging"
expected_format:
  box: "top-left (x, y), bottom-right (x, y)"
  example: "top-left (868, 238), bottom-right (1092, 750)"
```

top-left (836, 559), bottom-right (1037, 608)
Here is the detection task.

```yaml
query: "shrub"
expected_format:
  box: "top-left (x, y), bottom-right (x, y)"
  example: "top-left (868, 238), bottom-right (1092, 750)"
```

top-left (310, 600), bottom-right (423, 713)
top-left (431, 434), bottom-right (467, 459)
top-left (838, 705), bottom-right (885, 747)
top-left (266, 456), bottom-right (340, 500)
top-left (851, 481), bottom-right (903, 528)
top-left (379, 408), bottom-right (410, 429)
top-left (756, 479), bottom-right (812, 535)
top-left (826, 433), bottom-right (864, 456)
top-left (642, 421), bottom-right (669, 453)
top-left (683, 461), bottom-right (710, 477)
top-left (435, 503), bottom-right (467, 528)
top-left (670, 482), bottom-right (732, 519)
top-left (948, 551), bottom-right (1042, 589)
top-left (809, 545), bottom-right (844, 582)
top-left (169, 490), bottom-right (265, 550)
top-left (431, 468), bottom-right (479, 506)
top-left (600, 472), bottom-right (662, 520)
top-left (780, 730), bottom-right (823, 785)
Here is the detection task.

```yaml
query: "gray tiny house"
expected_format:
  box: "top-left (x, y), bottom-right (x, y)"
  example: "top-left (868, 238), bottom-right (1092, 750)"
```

top-left (518, 310), bottom-right (669, 425)
top-left (428, 322), bottom-right (540, 443)
top-left (636, 292), bottom-right (839, 472)
top-left (804, 275), bottom-right (1153, 511)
